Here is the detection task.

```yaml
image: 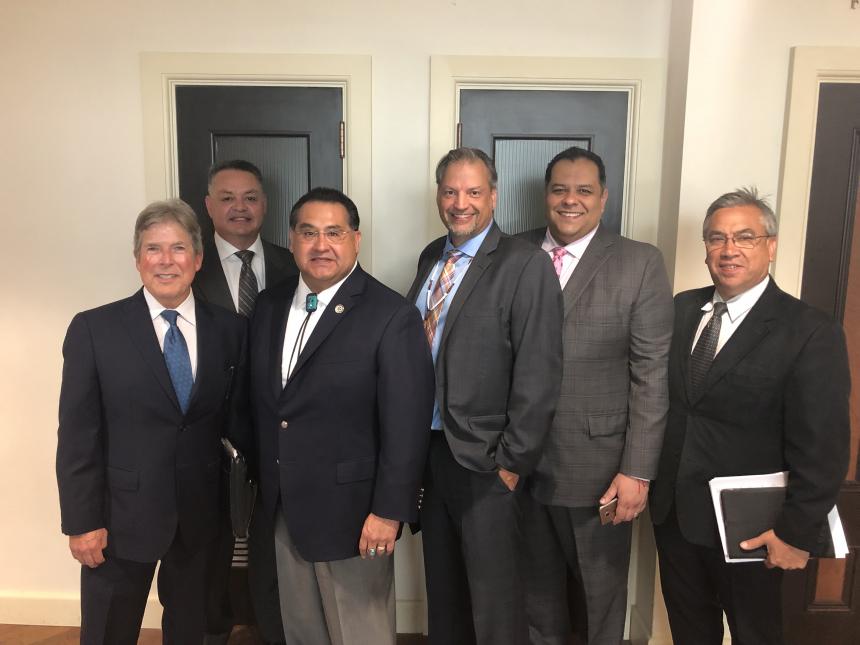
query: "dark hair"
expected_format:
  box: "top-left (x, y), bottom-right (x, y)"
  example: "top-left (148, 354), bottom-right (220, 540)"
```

top-left (435, 147), bottom-right (498, 189)
top-left (544, 147), bottom-right (606, 189)
top-left (134, 199), bottom-right (202, 257)
top-left (289, 187), bottom-right (360, 230)
top-left (207, 159), bottom-right (264, 190)
top-left (703, 186), bottom-right (778, 237)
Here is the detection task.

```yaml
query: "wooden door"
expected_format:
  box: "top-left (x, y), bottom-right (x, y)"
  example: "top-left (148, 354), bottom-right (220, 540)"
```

top-left (785, 81), bottom-right (860, 644)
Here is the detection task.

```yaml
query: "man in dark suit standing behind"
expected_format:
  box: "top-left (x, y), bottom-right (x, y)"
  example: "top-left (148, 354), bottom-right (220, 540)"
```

top-left (520, 147), bottom-right (674, 645)
top-left (251, 187), bottom-right (434, 644)
top-left (56, 199), bottom-right (249, 644)
top-left (406, 148), bottom-right (563, 645)
top-left (649, 188), bottom-right (851, 644)
top-left (193, 159), bottom-right (296, 645)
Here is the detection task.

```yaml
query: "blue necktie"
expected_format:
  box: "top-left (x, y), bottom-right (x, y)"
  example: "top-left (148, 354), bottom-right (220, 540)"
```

top-left (161, 310), bottom-right (193, 413)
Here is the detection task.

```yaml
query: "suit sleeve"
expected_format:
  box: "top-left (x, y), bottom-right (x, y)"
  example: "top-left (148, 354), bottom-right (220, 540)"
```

top-left (56, 313), bottom-right (106, 536)
top-left (495, 250), bottom-right (563, 475)
top-left (621, 247), bottom-right (674, 480)
top-left (371, 302), bottom-right (435, 523)
top-left (774, 318), bottom-right (851, 552)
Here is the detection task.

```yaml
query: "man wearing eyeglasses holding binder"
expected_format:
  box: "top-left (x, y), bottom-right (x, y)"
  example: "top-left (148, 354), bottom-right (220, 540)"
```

top-left (649, 188), bottom-right (851, 645)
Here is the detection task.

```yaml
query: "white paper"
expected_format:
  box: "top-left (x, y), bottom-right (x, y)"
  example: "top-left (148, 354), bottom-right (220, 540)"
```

top-left (708, 471), bottom-right (846, 563)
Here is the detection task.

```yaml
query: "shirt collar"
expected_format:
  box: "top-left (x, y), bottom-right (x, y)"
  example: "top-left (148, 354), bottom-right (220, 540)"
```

top-left (214, 232), bottom-right (264, 262)
top-left (701, 275), bottom-right (770, 322)
top-left (542, 225), bottom-right (598, 259)
top-left (443, 221), bottom-right (494, 258)
top-left (294, 262), bottom-right (359, 310)
top-left (143, 288), bottom-right (197, 326)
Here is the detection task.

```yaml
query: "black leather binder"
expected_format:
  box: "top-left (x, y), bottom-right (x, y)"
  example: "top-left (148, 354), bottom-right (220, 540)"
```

top-left (720, 487), bottom-right (835, 559)
top-left (221, 437), bottom-right (257, 539)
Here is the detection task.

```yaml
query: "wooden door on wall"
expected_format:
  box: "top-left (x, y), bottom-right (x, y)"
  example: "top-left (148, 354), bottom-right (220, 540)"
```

top-left (785, 82), bottom-right (860, 644)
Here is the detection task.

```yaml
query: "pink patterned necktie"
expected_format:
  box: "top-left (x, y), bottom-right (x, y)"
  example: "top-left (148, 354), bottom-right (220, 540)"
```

top-left (551, 246), bottom-right (567, 277)
top-left (423, 250), bottom-right (462, 346)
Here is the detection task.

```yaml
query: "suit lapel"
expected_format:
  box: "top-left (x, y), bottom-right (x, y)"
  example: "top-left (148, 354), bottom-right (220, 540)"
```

top-left (122, 290), bottom-right (182, 413)
top-left (263, 240), bottom-right (296, 286)
top-left (287, 268), bottom-right (368, 384)
top-left (698, 280), bottom-right (780, 398)
top-left (680, 288), bottom-right (714, 404)
top-left (561, 225), bottom-right (615, 317)
top-left (188, 300), bottom-right (216, 415)
top-left (196, 239), bottom-right (236, 312)
top-left (268, 278), bottom-right (297, 400)
top-left (437, 224), bottom-right (500, 351)
top-left (406, 238), bottom-right (446, 305)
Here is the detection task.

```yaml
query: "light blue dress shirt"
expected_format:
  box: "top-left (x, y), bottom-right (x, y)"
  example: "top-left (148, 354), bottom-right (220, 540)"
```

top-left (414, 223), bottom-right (493, 430)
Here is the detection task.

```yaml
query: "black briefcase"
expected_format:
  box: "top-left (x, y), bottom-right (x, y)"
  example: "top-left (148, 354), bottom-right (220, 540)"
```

top-left (221, 437), bottom-right (257, 539)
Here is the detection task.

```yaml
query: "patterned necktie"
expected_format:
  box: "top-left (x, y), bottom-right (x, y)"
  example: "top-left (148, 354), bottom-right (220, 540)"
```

top-left (551, 246), bottom-right (567, 278)
top-left (235, 250), bottom-right (259, 317)
top-left (688, 301), bottom-right (728, 395)
top-left (161, 310), bottom-right (193, 413)
top-left (423, 250), bottom-right (462, 346)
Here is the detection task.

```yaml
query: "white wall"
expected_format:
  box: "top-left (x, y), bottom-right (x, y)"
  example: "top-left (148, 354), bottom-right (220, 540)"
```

top-left (673, 0), bottom-right (860, 295)
top-left (0, 0), bottom-right (671, 629)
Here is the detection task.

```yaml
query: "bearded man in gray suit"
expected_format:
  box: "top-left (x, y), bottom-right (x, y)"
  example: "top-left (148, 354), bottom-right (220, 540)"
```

top-left (520, 147), bottom-right (674, 645)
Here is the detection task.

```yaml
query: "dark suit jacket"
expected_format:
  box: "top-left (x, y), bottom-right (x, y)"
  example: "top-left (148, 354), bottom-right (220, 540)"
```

top-left (251, 266), bottom-right (434, 562)
top-left (405, 223), bottom-right (563, 476)
top-left (56, 290), bottom-right (249, 562)
top-left (193, 236), bottom-right (298, 313)
top-left (519, 225), bottom-right (673, 507)
top-left (649, 278), bottom-right (851, 552)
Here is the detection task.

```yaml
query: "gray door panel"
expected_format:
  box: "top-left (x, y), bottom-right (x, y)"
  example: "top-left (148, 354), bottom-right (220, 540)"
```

top-left (460, 89), bottom-right (628, 235)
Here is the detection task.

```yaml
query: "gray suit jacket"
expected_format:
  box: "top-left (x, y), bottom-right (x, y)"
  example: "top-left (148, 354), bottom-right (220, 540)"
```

top-left (193, 236), bottom-right (298, 313)
top-left (519, 225), bottom-right (673, 507)
top-left (406, 223), bottom-right (563, 476)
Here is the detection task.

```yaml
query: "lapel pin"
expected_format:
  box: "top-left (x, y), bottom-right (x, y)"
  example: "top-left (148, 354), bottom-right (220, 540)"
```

top-left (335, 304), bottom-right (345, 314)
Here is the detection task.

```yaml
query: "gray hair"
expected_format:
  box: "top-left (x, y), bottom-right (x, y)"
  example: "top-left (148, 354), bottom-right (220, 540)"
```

top-left (435, 147), bottom-right (498, 190)
top-left (703, 187), bottom-right (778, 237)
top-left (133, 198), bottom-right (203, 258)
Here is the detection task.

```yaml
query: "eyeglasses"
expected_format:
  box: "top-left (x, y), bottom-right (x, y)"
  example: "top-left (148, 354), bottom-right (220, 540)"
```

top-left (704, 232), bottom-right (773, 250)
top-left (294, 228), bottom-right (353, 244)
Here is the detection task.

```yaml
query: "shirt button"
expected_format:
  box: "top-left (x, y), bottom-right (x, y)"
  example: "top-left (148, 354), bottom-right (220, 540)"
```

top-left (276, 458), bottom-right (280, 465)
top-left (280, 421), bottom-right (289, 429)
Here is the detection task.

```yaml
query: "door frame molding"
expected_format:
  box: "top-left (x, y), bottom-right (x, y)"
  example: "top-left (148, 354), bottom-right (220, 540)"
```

top-left (140, 52), bottom-right (373, 264)
top-left (429, 56), bottom-right (665, 247)
top-left (777, 46), bottom-right (860, 297)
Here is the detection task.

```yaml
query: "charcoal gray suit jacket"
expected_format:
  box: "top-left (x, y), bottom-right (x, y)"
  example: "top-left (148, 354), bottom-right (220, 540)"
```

top-left (519, 224), bottom-right (674, 506)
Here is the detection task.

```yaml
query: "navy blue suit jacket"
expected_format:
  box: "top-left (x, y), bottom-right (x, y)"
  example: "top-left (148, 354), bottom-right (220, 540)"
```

top-left (251, 266), bottom-right (434, 562)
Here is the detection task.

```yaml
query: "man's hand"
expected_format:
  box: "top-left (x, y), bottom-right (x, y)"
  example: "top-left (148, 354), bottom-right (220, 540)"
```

top-left (358, 513), bottom-right (400, 559)
top-left (498, 467), bottom-right (519, 492)
top-left (600, 473), bottom-right (649, 524)
top-left (740, 529), bottom-right (810, 570)
top-left (69, 528), bottom-right (108, 568)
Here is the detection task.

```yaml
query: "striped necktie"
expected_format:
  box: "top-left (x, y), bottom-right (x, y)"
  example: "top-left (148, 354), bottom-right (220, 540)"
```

top-left (423, 250), bottom-right (462, 346)
top-left (688, 301), bottom-right (728, 396)
top-left (235, 250), bottom-right (259, 317)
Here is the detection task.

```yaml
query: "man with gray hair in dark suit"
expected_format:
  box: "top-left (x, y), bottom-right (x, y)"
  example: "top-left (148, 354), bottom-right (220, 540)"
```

top-left (520, 146), bottom-right (674, 645)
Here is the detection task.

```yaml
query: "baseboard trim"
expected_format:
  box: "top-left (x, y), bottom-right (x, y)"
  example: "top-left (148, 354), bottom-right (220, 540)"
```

top-left (0, 593), bottom-right (427, 633)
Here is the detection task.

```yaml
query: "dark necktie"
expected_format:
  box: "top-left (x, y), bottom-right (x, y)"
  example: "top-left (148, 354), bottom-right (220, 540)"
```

top-left (235, 250), bottom-right (259, 317)
top-left (688, 301), bottom-right (728, 395)
top-left (161, 310), bottom-right (193, 413)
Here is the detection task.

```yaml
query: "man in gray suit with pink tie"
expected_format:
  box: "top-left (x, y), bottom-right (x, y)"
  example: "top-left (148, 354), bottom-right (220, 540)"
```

top-left (520, 147), bottom-right (674, 645)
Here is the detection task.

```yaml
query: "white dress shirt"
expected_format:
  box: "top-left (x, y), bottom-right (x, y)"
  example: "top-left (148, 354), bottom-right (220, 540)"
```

top-left (143, 288), bottom-right (198, 378)
top-left (281, 263), bottom-right (358, 387)
top-left (692, 275), bottom-right (770, 355)
top-left (214, 232), bottom-right (266, 311)
top-left (541, 226), bottom-right (599, 288)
